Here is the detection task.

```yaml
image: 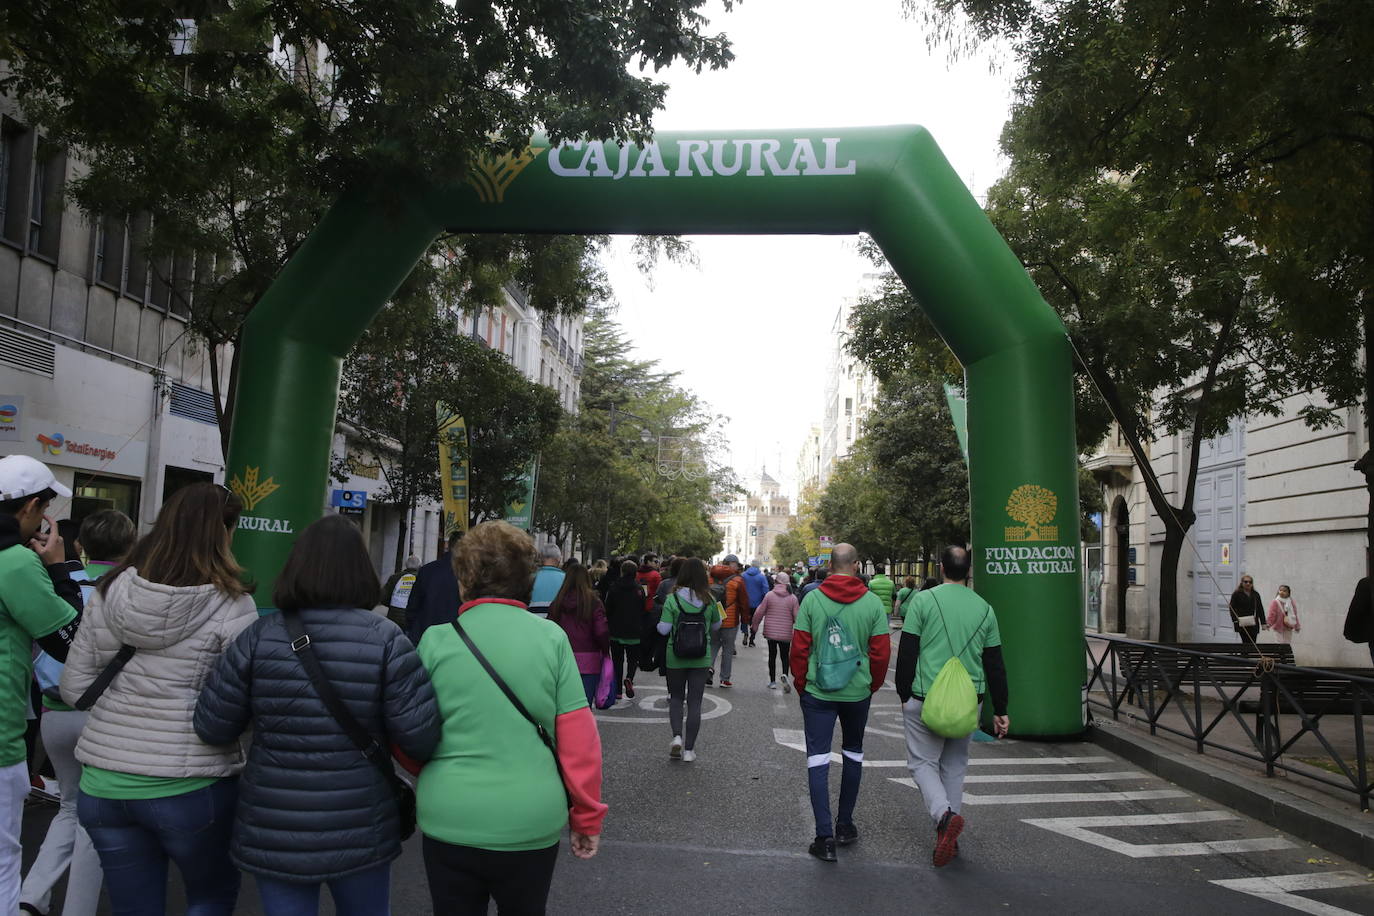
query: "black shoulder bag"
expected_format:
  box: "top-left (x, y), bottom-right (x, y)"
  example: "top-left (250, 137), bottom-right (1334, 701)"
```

top-left (451, 617), bottom-right (571, 804)
top-left (73, 644), bottom-right (137, 711)
top-left (282, 609), bottom-right (417, 838)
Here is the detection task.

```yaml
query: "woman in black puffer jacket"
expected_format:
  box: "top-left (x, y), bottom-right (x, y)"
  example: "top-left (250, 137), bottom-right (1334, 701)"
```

top-left (194, 515), bottom-right (440, 916)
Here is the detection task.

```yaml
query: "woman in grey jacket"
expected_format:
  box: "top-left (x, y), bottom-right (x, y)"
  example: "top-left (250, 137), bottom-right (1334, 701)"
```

top-left (60, 483), bottom-right (259, 916)
top-left (195, 515), bottom-right (440, 916)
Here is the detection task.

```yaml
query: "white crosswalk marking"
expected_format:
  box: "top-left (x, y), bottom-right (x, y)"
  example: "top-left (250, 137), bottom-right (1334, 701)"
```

top-left (1209, 872), bottom-right (1372, 915)
top-left (961, 770), bottom-right (1146, 783)
top-left (1021, 812), bottom-right (1297, 857)
top-left (888, 778), bottom-right (1186, 804)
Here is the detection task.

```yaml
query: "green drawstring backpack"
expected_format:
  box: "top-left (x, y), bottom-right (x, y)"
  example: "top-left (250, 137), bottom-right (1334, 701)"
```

top-left (919, 595), bottom-right (989, 739)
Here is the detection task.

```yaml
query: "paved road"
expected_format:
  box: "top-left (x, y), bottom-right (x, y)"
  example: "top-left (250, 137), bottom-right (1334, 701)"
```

top-left (22, 639), bottom-right (1374, 914)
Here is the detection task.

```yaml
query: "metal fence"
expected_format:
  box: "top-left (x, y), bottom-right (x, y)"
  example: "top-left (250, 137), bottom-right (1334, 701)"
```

top-left (1085, 634), bottom-right (1374, 809)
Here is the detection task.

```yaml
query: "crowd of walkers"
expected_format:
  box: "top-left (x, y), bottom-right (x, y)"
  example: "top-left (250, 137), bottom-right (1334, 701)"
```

top-left (4, 450), bottom-right (1011, 915)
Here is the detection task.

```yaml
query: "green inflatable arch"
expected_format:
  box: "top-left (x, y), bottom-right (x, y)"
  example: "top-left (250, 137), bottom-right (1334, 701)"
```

top-left (225, 126), bottom-right (1085, 737)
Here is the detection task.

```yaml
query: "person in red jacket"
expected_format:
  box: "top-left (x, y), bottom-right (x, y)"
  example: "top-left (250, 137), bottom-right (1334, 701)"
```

top-left (790, 543), bottom-right (891, 862)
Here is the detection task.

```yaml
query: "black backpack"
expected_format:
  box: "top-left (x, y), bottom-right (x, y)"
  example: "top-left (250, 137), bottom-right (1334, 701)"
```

top-left (709, 574), bottom-right (738, 608)
top-left (671, 595), bottom-right (708, 659)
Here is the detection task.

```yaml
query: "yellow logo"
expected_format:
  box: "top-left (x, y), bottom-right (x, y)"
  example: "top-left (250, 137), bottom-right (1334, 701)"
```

top-left (465, 146), bottom-right (545, 203)
top-left (230, 466), bottom-right (280, 513)
top-left (1004, 484), bottom-right (1058, 542)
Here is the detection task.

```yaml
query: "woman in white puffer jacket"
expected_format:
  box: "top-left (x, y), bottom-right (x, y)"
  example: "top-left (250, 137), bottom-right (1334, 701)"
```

top-left (60, 482), bottom-right (257, 916)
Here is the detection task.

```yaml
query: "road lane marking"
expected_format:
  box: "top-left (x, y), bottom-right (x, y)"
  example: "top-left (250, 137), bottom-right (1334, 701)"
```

top-left (595, 687), bottom-right (732, 724)
top-left (773, 729), bottom-right (1119, 770)
top-left (889, 778), bottom-right (1186, 804)
top-left (961, 771), bottom-right (1149, 783)
top-left (1021, 812), bottom-right (1297, 857)
top-left (1210, 872), bottom-right (1371, 915)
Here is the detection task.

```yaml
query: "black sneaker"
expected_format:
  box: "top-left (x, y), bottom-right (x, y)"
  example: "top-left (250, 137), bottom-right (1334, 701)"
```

top-left (934, 810), bottom-right (964, 867)
top-left (623, 678), bottom-right (635, 699)
top-left (706, 668), bottom-right (714, 687)
top-left (808, 836), bottom-right (837, 862)
top-left (836, 822), bottom-right (859, 846)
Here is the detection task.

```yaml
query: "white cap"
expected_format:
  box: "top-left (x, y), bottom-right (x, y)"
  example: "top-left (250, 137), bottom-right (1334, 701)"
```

top-left (0, 454), bottom-right (72, 502)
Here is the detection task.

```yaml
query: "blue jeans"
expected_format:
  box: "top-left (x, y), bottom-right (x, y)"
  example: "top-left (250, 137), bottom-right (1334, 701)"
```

top-left (800, 691), bottom-right (871, 838)
top-left (580, 673), bottom-right (599, 704)
top-left (256, 861), bottom-right (392, 916)
top-left (78, 777), bottom-right (240, 916)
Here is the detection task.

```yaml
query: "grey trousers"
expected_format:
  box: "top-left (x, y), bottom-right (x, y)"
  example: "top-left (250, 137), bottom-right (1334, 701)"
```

top-left (22, 708), bottom-right (103, 916)
top-left (712, 626), bottom-right (738, 680)
top-left (903, 698), bottom-right (977, 826)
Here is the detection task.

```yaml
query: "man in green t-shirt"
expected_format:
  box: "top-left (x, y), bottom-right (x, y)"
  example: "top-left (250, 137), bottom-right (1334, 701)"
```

top-left (894, 545), bottom-right (1009, 869)
top-left (0, 455), bottom-right (82, 913)
top-left (790, 543), bottom-right (891, 863)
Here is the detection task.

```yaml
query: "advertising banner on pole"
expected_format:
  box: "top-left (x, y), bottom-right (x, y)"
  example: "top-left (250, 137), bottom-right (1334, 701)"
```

top-left (504, 458), bottom-right (538, 531)
top-left (943, 382), bottom-right (969, 466)
top-left (436, 404), bottom-right (469, 536)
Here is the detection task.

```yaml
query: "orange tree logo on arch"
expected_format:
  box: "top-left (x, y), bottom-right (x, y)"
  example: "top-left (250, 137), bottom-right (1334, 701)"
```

top-left (1004, 484), bottom-right (1058, 542)
top-left (465, 146), bottom-right (546, 203)
top-left (230, 466), bottom-right (294, 535)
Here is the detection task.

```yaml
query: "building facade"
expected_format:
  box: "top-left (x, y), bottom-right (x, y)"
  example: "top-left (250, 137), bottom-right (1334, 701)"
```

top-left (817, 284), bottom-right (880, 486)
top-left (713, 469), bottom-right (794, 566)
top-left (1086, 394), bottom-right (1368, 668)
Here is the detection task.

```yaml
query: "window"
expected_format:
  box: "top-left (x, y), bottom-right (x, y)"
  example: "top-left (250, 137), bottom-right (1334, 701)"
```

top-left (0, 119), bottom-right (31, 246)
top-left (95, 214), bottom-right (126, 289)
top-left (170, 251), bottom-right (195, 317)
top-left (149, 252), bottom-right (173, 311)
top-left (27, 142), bottom-right (66, 259)
top-left (845, 397), bottom-right (853, 418)
top-left (124, 212), bottom-right (151, 300)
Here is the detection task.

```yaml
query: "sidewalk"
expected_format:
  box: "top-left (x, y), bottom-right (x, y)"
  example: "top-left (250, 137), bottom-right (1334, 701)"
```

top-left (1085, 636), bottom-right (1374, 867)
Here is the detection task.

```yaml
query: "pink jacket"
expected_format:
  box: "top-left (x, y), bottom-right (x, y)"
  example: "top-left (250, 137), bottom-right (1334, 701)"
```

top-left (751, 583), bottom-right (799, 642)
top-left (1266, 597), bottom-right (1300, 632)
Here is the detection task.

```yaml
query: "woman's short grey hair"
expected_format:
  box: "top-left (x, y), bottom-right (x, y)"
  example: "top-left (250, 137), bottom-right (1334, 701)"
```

top-left (540, 543), bottom-right (563, 562)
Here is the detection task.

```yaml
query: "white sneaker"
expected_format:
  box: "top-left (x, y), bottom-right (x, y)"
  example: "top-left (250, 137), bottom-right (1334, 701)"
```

top-left (682, 749), bottom-right (697, 762)
top-left (768, 681), bottom-right (778, 689)
top-left (669, 735), bottom-right (683, 759)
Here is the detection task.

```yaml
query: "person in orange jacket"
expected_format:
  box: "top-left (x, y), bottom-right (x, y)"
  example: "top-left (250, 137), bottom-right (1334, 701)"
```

top-left (708, 556), bottom-right (749, 687)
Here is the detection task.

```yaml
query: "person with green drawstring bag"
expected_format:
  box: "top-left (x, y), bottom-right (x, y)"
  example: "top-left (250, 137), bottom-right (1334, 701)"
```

top-left (894, 545), bottom-right (1009, 869)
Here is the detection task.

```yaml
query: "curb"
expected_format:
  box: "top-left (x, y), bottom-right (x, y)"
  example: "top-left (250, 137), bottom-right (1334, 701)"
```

top-left (1088, 720), bottom-right (1374, 868)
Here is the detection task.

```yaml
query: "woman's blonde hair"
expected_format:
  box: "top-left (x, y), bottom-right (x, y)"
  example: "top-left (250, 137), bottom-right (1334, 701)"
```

top-left (452, 520), bottom-right (537, 601)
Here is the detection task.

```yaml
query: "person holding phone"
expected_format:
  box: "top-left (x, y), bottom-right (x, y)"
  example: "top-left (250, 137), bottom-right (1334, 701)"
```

top-left (0, 455), bottom-right (82, 915)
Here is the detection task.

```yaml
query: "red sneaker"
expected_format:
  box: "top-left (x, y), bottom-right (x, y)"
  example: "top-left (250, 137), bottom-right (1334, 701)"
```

top-left (933, 811), bottom-right (964, 867)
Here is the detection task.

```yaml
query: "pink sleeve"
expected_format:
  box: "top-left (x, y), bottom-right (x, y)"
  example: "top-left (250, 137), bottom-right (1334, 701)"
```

top-left (556, 706), bottom-right (608, 835)
top-left (753, 594), bottom-right (771, 628)
top-left (1266, 599), bottom-right (1280, 629)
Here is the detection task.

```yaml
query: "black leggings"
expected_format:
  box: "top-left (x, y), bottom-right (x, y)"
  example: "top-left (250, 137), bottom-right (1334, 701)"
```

top-left (611, 642), bottom-right (640, 691)
top-left (767, 638), bottom-right (791, 681)
top-left (423, 835), bottom-right (559, 915)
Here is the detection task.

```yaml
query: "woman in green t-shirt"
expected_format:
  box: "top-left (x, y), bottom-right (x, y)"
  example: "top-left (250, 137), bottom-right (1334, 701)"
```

top-left (417, 521), bottom-right (607, 914)
top-left (655, 558), bottom-right (722, 763)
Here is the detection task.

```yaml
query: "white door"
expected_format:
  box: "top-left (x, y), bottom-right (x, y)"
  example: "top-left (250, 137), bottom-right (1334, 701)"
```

top-left (1191, 420), bottom-right (1246, 641)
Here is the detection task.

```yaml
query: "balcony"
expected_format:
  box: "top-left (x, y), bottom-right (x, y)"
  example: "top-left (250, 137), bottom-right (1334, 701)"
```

top-left (1083, 446), bottom-right (1135, 487)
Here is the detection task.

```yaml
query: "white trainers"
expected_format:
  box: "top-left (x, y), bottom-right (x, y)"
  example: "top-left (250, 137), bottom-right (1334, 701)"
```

top-left (682, 749), bottom-right (697, 762)
top-left (669, 735), bottom-right (683, 759)
top-left (768, 681), bottom-right (778, 689)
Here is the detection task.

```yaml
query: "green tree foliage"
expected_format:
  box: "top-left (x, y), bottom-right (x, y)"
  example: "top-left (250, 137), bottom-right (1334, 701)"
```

top-left (2, 0), bottom-right (734, 446)
top-left (913, 0), bottom-right (1374, 630)
top-left (337, 292), bottom-right (560, 569)
top-left (534, 307), bottom-right (730, 560)
top-left (815, 372), bottom-right (970, 570)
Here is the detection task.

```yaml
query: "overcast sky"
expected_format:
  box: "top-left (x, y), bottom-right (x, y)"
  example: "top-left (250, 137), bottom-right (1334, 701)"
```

top-left (599, 0), bottom-right (1015, 502)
